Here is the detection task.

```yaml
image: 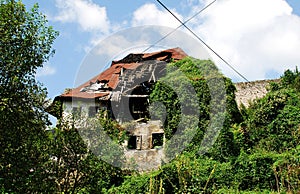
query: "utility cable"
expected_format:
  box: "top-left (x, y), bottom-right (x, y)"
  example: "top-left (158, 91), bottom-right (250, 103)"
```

top-left (143, 0), bottom-right (216, 53)
top-left (156, 0), bottom-right (250, 82)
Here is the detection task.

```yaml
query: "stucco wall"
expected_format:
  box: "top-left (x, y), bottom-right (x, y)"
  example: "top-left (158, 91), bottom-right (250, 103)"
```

top-left (61, 100), bottom-right (107, 128)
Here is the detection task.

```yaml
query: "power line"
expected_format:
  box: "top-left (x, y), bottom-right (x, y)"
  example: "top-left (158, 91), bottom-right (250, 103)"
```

top-left (143, 0), bottom-right (216, 53)
top-left (156, 0), bottom-right (249, 82)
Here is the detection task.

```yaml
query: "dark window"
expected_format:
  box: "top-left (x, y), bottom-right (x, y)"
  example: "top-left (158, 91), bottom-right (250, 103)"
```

top-left (129, 97), bottom-right (148, 120)
top-left (152, 133), bottom-right (164, 148)
top-left (72, 107), bottom-right (82, 119)
top-left (128, 135), bottom-right (142, 150)
top-left (132, 103), bottom-right (144, 113)
top-left (128, 136), bottom-right (137, 149)
top-left (88, 106), bottom-right (99, 117)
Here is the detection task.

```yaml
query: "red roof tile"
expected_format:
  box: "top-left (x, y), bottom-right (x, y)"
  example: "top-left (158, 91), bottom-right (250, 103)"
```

top-left (57, 47), bottom-right (187, 100)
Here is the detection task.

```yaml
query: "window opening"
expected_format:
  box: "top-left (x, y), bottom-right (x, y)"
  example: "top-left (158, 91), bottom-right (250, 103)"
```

top-left (72, 107), bottom-right (82, 119)
top-left (152, 133), bottom-right (164, 148)
top-left (88, 106), bottom-right (99, 117)
top-left (127, 135), bottom-right (142, 150)
top-left (128, 136), bottom-right (137, 149)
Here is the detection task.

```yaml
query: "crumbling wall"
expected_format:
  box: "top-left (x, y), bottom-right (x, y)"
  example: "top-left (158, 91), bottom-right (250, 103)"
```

top-left (124, 149), bottom-right (164, 171)
top-left (234, 79), bottom-right (280, 108)
top-left (124, 120), bottom-right (164, 150)
top-left (122, 120), bottom-right (165, 171)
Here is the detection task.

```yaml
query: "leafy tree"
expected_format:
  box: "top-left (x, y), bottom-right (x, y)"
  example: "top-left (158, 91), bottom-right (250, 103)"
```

top-left (0, 0), bottom-right (58, 192)
top-left (46, 122), bottom-right (124, 193)
top-left (46, 102), bottom-right (128, 192)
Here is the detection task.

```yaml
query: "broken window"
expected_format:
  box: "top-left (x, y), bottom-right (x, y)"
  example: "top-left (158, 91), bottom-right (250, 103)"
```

top-left (152, 133), bottom-right (164, 149)
top-left (128, 135), bottom-right (142, 150)
top-left (88, 106), bottom-right (99, 117)
top-left (127, 81), bottom-right (152, 120)
top-left (132, 101), bottom-right (145, 114)
top-left (129, 97), bottom-right (149, 120)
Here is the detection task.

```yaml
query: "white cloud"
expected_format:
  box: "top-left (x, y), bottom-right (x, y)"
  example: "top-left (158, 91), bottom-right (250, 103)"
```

top-left (192, 0), bottom-right (300, 81)
top-left (36, 64), bottom-right (56, 77)
top-left (52, 0), bottom-right (300, 82)
top-left (132, 3), bottom-right (183, 28)
top-left (54, 0), bottom-right (110, 33)
top-left (94, 35), bottom-right (146, 58)
top-left (130, 0), bottom-right (300, 81)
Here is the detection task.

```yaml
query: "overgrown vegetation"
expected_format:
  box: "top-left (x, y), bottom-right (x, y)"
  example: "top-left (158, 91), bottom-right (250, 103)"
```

top-left (108, 68), bottom-right (300, 193)
top-left (0, 1), bottom-right (299, 193)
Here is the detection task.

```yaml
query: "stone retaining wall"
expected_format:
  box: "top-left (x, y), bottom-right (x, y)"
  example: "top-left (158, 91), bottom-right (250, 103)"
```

top-left (234, 79), bottom-right (280, 108)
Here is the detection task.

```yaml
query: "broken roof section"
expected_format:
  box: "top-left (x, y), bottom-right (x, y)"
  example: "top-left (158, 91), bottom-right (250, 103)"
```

top-left (56, 47), bottom-right (188, 101)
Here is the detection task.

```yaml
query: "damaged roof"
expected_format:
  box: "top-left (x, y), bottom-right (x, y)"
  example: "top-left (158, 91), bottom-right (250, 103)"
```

top-left (56, 47), bottom-right (188, 101)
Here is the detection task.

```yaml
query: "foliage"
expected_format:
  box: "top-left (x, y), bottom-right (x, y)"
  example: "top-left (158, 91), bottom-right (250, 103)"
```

top-left (96, 109), bottom-right (129, 144)
top-left (0, 0), bottom-right (58, 192)
top-left (1, 3), bottom-right (299, 191)
top-left (233, 68), bottom-right (300, 192)
top-left (242, 86), bottom-right (300, 153)
top-left (108, 153), bottom-right (234, 193)
top-left (150, 57), bottom-right (241, 161)
top-left (233, 150), bottom-right (278, 191)
top-left (108, 67), bottom-right (300, 193)
top-left (45, 121), bottom-right (124, 193)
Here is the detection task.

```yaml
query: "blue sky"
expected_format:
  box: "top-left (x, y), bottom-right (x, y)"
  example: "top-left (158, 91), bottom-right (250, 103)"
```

top-left (21, 0), bottom-right (300, 101)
